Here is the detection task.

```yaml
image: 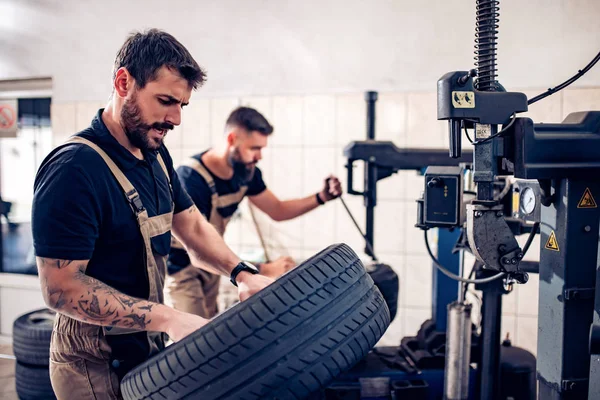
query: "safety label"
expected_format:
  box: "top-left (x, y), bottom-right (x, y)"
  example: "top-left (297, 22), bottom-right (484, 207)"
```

top-left (452, 91), bottom-right (475, 108)
top-left (577, 188), bottom-right (597, 209)
top-left (545, 230), bottom-right (560, 252)
top-left (475, 124), bottom-right (491, 139)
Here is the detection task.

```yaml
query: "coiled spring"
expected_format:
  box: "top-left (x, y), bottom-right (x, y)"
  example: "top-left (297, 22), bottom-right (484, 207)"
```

top-left (474, 0), bottom-right (499, 91)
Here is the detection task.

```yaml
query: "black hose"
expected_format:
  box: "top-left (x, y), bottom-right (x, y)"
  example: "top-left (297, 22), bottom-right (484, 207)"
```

top-left (338, 196), bottom-right (378, 262)
top-left (528, 51), bottom-right (600, 105)
top-left (424, 231), bottom-right (504, 284)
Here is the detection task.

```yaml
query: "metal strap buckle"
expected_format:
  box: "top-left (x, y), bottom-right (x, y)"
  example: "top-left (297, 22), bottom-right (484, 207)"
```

top-left (126, 190), bottom-right (145, 214)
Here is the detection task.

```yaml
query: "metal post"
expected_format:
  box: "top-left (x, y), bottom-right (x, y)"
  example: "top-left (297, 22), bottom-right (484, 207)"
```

top-left (590, 226), bottom-right (600, 398)
top-left (476, 272), bottom-right (503, 400)
top-left (433, 228), bottom-right (462, 331)
top-left (364, 166), bottom-right (377, 259)
top-left (537, 180), bottom-right (599, 399)
top-left (366, 91), bottom-right (377, 141)
top-left (0, 206), bottom-right (3, 272)
top-left (364, 91), bottom-right (378, 259)
top-left (444, 301), bottom-right (472, 400)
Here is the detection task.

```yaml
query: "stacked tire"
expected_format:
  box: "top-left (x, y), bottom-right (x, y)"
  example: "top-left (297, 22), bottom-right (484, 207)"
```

top-left (12, 308), bottom-right (57, 400)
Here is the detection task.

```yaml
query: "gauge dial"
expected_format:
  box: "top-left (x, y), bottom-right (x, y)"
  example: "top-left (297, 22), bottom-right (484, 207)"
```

top-left (520, 187), bottom-right (536, 215)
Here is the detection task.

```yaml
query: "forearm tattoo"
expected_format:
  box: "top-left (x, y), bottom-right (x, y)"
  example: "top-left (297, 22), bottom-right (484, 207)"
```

top-left (39, 258), bottom-right (154, 330)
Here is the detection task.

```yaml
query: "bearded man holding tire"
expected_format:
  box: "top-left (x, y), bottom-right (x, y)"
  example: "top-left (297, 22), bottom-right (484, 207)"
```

top-left (32, 28), bottom-right (272, 400)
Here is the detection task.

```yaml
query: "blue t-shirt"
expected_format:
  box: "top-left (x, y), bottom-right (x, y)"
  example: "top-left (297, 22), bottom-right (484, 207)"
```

top-left (32, 109), bottom-right (193, 374)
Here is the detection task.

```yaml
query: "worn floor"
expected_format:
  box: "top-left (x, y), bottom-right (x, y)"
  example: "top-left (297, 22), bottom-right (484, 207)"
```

top-left (0, 344), bottom-right (18, 400)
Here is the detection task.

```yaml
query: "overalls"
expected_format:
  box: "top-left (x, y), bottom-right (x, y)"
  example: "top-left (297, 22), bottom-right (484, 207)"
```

top-left (49, 136), bottom-right (173, 400)
top-left (166, 157), bottom-right (247, 318)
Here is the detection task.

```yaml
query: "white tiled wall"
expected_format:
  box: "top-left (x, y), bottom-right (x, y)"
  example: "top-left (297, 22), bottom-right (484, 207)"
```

top-left (181, 98), bottom-right (211, 149)
top-left (50, 103), bottom-right (76, 146)
top-left (406, 92), bottom-right (446, 148)
top-left (209, 98), bottom-right (240, 146)
top-left (304, 95), bottom-right (336, 147)
top-left (271, 96), bottom-right (304, 148)
top-left (49, 87), bottom-right (600, 355)
top-left (75, 102), bottom-right (105, 131)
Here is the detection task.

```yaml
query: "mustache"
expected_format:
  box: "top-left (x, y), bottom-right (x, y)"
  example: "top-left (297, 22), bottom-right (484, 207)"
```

top-left (146, 122), bottom-right (174, 131)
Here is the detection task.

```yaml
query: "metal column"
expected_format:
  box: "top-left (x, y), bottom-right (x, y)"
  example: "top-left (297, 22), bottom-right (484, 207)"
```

top-left (537, 180), bottom-right (600, 399)
top-left (590, 242), bottom-right (600, 400)
top-left (433, 228), bottom-right (462, 331)
top-left (476, 273), bottom-right (504, 400)
top-left (590, 211), bottom-right (600, 399)
top-left (364, 91), bottom-right (378, 259)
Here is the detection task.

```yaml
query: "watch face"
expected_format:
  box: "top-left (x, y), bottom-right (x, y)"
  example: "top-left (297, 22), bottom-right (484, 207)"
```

top-left (241, 261), bottom-right (259, 273)
top-left (520, 187), bottom-right (536, 215)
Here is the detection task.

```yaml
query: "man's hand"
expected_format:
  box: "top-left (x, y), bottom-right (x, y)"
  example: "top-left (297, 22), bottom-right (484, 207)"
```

top-left (320, 175), bottom-right (342, 202)
top-left (165, 310), bottom-right (209, 342)
top-left (260, 256), bottom-right (296, 279)
top-left (236, 272), bottom-right (274, 302)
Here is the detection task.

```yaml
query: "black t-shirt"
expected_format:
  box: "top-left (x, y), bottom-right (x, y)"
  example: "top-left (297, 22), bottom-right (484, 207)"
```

top-left (32, 109), bottom-right (193, 375)
top-left (168, 152), bottom-right (266, 272)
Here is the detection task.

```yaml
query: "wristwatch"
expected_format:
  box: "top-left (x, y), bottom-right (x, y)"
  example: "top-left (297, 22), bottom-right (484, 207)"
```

top-left (230, 261), bottom-right (259, 287)
top-left (316, 192), bottom-right (325, 205)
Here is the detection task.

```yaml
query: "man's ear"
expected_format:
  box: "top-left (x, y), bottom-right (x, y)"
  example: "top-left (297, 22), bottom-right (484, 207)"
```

top-left (114, 67), bottom-right (134, 98)
top-left (226, 130), bottom-right (237, 146)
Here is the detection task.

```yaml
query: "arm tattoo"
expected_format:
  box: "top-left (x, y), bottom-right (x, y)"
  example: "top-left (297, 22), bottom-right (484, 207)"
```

top-left (40, 258), bottom-right (74, 270)
top-left (188, 205), bottom-right (197, 214)
top-left (78, 295), bottom-right (117, 320)
top-left (45, 279), bottom-right (68, 309)
top-left (73, 272), bottom-right (145, 309)
top-left (122, 313), bottom-right (151, 329)
top-left (44, 265), bottom-right (156, 331)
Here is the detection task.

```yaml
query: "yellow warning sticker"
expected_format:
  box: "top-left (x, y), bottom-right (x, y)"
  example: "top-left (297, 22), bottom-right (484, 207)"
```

top-left (578, 188), bottom-right (597, 209)
top-left (545, 231), bottom-right (560, 252)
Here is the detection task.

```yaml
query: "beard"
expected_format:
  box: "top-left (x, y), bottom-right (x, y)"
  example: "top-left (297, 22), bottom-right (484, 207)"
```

top-left (228, 147), bottom-right (256, 182)
top-left (120, 92), bottom-right (173, 151)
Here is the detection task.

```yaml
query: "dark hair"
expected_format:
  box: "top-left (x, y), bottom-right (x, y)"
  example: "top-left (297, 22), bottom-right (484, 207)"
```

top-left (112, 29), bottom-right (206, 90)
top-left (226, 106), bottom-right (274, 135)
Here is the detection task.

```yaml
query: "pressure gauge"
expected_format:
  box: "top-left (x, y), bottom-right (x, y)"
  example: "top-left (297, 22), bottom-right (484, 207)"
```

top-left (520, 187), bottom-right (536, 215)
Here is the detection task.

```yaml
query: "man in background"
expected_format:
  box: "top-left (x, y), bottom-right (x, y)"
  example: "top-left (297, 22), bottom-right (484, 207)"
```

top-left (167, 106), bottom-right (342, 318)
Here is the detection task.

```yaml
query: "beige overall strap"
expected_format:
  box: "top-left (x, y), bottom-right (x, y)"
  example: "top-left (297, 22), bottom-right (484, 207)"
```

top-left (181, 157), bottom-right (248, 236)
top-left (214, 188), bottom-right (249, 208)
top-left (156, 153), bottom-right (171, 184)
top-left (145, 214), bottom-right (173, 237)
top-left (211, 189), bottom-right (248, 234)
top-left (182, 157), bottom-right (222, 228)
top-left (208, 201), bottom-right (226, 236)
top-left (182, 157), bottom-right (248, 208)
top-left (65, 137), bottom-right (139, 205)
top-left (65, 136), bottom-right (161, 300)
top-left (182, 158), bottom-right (215, 191)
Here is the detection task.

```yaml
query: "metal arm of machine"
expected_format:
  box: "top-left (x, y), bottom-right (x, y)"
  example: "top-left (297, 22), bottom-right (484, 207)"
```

top-left (344, 141), bottom-right (473, 196)
top-left (343, 138), bottom-right (473, 259)
top-left (510, 112), bottom-right (600, 180)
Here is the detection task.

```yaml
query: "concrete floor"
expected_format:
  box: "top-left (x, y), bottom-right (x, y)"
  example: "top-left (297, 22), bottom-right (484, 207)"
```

top-left (0, 344), bottom-right (18, 400)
